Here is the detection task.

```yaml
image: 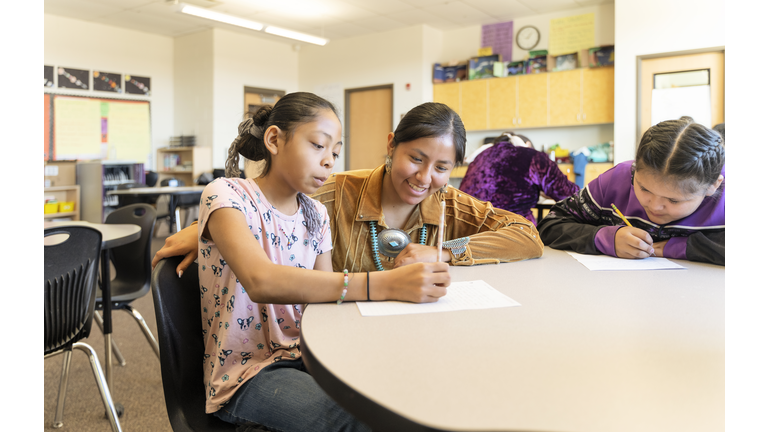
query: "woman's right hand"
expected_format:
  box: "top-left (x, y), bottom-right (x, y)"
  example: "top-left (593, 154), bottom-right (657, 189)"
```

top-left (614, 227), bottom-right (655, 259)
top-left (151, 224), bottom-right (199, 275)
top-left (376, 262), bottom-right (451, 303)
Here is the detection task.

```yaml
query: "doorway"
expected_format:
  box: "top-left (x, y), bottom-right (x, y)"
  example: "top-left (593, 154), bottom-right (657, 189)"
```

top-left (345, 85), bottom-right (393, 171)
top-left (638, 51), bottom-right (724, 142)
top-left (244, 86), bottom-right (285, 119)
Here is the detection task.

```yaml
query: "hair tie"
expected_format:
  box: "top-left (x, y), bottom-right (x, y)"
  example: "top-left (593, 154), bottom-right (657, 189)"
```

top-left (238, 118), bottom-right (256, 137)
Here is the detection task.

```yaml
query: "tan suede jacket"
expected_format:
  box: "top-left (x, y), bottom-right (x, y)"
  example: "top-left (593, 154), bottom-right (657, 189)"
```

top-left (312, 164), bottom-right (544, 272)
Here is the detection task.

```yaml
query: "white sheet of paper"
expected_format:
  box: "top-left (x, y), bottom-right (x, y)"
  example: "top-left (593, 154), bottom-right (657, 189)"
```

top-left (651, 85), bottom-right (712, 127)
top-left (566, 252), bottom-right (686, 271)
top-left (356, 280), bottom-right (520, 317)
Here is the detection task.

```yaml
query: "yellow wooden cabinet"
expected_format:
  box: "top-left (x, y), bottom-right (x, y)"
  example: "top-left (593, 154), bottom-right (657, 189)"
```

top-left (433, 82), bottom-right (460, 117)
top-left (433, 66), bottom-right (614, 130)
top-left (516, 73), bottom-right (548, 128)
top-left (459, 80), bottom-right (489, 131)
top-left (582, 67), bottom-right (614, 124)
top-left (488, 77), bottom-right (517, 130)
top-left (549, 69), bottom-right (582, 126)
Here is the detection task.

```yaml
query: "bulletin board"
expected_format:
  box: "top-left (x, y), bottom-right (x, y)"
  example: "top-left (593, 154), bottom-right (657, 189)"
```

top-left (49, 94), bottom-right (151, 163)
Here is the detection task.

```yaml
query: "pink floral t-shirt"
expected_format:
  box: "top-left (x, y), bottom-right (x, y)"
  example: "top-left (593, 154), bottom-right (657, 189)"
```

top-left (197, 178), bottom-right (332, 413)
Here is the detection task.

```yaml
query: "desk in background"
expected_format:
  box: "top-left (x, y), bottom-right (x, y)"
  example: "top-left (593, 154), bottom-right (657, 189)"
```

top-left (301, 247), bottom-right (724, 432)
top-left (107, 185), bottom-right (205, 233)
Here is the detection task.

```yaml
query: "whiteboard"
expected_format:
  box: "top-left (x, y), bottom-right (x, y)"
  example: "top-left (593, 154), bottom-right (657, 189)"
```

top-left (53, 95), bottom-right (151, 162)
top-left (651, 85), bottom-right (712, 127)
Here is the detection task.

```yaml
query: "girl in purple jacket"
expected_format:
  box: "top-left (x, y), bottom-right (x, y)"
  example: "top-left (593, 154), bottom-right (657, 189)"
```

top-left (538, 117), bottom-right (725, 265)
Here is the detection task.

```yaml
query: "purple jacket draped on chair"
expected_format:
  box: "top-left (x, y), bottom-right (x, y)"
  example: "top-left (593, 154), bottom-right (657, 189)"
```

top-left (459, 141), bottom-right (579, 225)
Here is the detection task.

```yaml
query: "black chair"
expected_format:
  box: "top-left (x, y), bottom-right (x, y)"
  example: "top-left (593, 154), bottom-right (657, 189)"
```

top-left (94, 204), bottom-right (160, 366)
top-left (151, 257), bottom-right (237, 432)
top-left (161, 177), bottom-right (199, 231)
top-left (45, 226), bottom-right (122, 432)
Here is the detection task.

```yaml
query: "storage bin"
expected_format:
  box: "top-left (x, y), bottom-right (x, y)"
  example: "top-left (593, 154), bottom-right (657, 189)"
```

top-left (45, 203), bottom-right (59, 214)
top-left (59, 202), bottom-right (75, 213)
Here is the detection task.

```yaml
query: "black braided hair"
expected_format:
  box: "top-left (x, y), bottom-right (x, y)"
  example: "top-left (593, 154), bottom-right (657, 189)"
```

top-left (635, 116), bottom-right (725, 195)
top-left (224, 92), bottom-right (339, 238)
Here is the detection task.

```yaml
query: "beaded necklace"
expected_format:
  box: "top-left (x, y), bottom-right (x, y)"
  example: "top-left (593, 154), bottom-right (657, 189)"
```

top-left (368, 221), bottom-right (427, 272)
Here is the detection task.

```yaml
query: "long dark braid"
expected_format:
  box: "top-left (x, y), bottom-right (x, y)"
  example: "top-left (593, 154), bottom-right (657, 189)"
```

top-left (223, 92), bottom-right (339, 239)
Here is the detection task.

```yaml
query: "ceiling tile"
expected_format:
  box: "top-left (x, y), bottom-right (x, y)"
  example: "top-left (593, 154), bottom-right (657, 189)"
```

top-left (44, 0), bottom-right (124, 21)
top-left (421, 1), bottom-right (495, 25)
top-left (97, 9), bottom-right (205, 36)
top-left (468, 0), bottom-right (535, 18)
top-left (340, 0), bottom-right (417, 15)
top-left (517, 0), bottom-right (580, 13)
top-left (353, 15), bottom-right (411, 33)
top-left (321, 21), bottom-right (376, 38)
top-left (386, 8), bottom-right (459, 29)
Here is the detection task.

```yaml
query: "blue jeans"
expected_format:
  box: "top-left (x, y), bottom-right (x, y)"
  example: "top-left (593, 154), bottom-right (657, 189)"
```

top-left (214, 359), bottom-right (372, 432)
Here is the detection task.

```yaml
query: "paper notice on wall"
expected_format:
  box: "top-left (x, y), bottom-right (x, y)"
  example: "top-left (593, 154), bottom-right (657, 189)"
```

top-left (54, 96), bottom-right (102, 159)
top-left (549, 13), bottom-right (595, 56)
top-left (651, 85), bottom-right (712, 127)
top-left (482, 21), bottom-right (514, 62)
top-left (108, 101), bottom-right (151, 162)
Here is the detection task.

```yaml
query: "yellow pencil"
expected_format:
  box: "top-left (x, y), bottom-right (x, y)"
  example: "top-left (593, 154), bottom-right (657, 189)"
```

top-left (611, 203), bottom-right (633, 227)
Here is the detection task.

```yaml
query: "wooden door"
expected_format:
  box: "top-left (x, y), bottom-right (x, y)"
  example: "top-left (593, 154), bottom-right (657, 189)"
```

top-left (433, 82), bottom-right (461, 115)
top-left (582, 66), bottom-right (614, 124)
top-left (640, 52), bottom-right (724, 136)
top-left (459, 80), bottom-right (489, 131)
top-left (517, 74), bottom-right (548, 127)
top-left (488, 76), bottom-right (517, 130)
top-left (549, 69), bottom-right (582, 126)
top-left (346, 86), bottom-right (393, 171)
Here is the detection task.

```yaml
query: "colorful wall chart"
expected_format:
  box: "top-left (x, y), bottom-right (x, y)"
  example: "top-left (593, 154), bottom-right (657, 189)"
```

top-left (93, 71), bottom-right (122, 93)
top-left (57, 67), bottom-right (90, 90)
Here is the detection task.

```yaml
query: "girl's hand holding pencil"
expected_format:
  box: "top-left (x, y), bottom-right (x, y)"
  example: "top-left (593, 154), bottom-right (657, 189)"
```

top-left (612, 203), bottom-right (656, 259)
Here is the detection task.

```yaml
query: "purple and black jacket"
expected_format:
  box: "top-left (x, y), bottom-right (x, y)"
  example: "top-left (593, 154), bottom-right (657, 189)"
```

top-left (538, 161), bottom-right (725, 266)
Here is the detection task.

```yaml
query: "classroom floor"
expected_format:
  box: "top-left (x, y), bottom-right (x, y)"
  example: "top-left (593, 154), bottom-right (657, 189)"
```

top-left (43, 232), bottom-right (174, 432)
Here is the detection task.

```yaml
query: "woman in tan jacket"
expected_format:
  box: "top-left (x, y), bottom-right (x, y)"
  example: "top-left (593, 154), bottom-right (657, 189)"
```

top-left (153, 101), bottom-right (544, 276)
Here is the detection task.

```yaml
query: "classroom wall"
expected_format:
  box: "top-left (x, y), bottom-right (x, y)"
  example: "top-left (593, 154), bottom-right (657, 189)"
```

top-left (211, 28), bottom-right (300, 169)
top-left (174, 30), bottom-right (214, 152)
top-left (439, 4), bottom-right (615, 64)
top-left (298, 25), bottom-right (435, 171)
top-left (437, 3), bottom-right (616, 159)
top-left (613, 0), bottom-right (725, 164)
top-left (43, 14), bottom-right (174, 169)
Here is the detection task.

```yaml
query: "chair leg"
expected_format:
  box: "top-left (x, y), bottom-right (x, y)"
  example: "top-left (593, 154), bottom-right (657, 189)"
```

top-left (52, 349), bottom-right (73, 428)
top-left (175, 207), bottom-right (182, 233)
top-left (93, 311), bottom-right (127, 366)
top-left (72, 342), bottom-right (123, 432)
top-left (124, 305), bottom-right (161, 359)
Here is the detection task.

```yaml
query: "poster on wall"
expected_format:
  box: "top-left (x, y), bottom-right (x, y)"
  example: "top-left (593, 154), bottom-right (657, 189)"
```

top-left (481, 21), bottom-right (514, 62)
top-left (93, 71), bottom-right (122, 93)
top-left (58, 67), bottom-right (90, 90)
top-left (44, 65), bottom-right (54, 88)
top-left (125, 74), bottom-right (151, 96)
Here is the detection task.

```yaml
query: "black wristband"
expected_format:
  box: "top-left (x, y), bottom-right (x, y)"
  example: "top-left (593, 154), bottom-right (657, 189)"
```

top-left (366, 271), bottom-right (370, 301)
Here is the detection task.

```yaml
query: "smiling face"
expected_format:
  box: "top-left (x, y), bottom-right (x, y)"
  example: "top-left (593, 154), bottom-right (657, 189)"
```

top-left (385, 134), bottom-right (456, 206)
top-left (271, 108), bottom-right (342, 195)
top-left (633, 169), bottom-right (720, 225)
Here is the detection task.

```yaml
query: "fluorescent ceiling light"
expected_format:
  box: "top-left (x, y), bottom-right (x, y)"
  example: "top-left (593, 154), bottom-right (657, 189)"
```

top-left (180, 4), bottom-right (263, 31)
top-left (265, 26), bottom-right (328, 46)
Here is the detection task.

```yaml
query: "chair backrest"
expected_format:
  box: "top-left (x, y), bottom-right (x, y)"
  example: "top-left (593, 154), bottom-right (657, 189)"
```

top-left (145, 171), bottom-right (159, 187)
top-left (44, 226), bottom-right (102, 355)
top-left (151, 257), bottom-right (237, 432)
top-left (105, 204), bottom-right (156, 299)
top-left (161, 178), bottom-right (186, 187)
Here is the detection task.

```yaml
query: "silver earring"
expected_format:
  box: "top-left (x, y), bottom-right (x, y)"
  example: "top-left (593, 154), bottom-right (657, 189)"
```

top-left (385, 155), bottom-right (392, 174)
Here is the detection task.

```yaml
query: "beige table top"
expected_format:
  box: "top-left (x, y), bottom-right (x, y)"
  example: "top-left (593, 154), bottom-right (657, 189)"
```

top-left (301, 247), bottom-right (724, 432)
top-left (106, 185), bottom-right (206, 195)
top-left (44, 220), bottom-right (141, 248)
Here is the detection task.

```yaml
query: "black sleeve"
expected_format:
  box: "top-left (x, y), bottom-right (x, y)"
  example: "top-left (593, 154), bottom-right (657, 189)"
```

top-left (538, 189), bottom-right (606, 255)
top-left (686, 230), bottom-right (725, 266)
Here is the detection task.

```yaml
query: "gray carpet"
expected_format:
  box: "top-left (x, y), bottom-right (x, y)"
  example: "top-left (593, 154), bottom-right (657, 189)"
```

top-left (43, 234), bottom-right (175, 432)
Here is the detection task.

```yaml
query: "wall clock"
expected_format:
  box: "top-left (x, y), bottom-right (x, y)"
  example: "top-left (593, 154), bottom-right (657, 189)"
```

top-left (516, 25), bottom-right (540, 50)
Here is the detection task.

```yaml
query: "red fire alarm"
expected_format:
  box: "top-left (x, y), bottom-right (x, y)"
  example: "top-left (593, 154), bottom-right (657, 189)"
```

top-left (405, 83), bottom-right (411, 91)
